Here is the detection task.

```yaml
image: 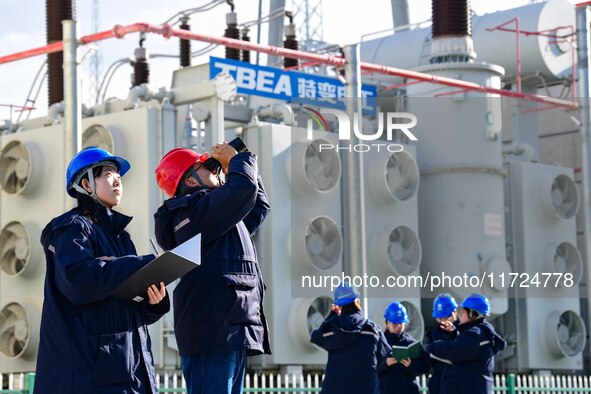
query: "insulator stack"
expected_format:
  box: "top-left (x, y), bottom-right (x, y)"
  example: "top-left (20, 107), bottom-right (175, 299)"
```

top-left (132, 47), bottom-right (149, 87)
top-left (224, 12), bottom-right (241, 60)
top-left (46, 0), bottom-right (75, 106)
top-left (283, 23), bottom-right (299, 68)
top-left (432, 0), bottom-right (471, 38)
top-left (179, 19), bottom-right (191, 68)
top-left (241, 29), bottom-right (251, 63)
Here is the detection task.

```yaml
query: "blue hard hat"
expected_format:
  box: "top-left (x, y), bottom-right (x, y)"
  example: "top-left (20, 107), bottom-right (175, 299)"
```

top-left (459, 293), bottom-right (490, 317)
top-left (384, 302), bottom-right (409, 324)
top-left (432, 293), bottom-right (458, 318)
top-left (66, 147), bottom-right (130, 198)
top-left (333, 284), bottom-right (359, 306)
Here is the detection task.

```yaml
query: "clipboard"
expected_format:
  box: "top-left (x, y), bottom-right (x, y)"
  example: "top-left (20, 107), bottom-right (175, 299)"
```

top-left (113, 233), bottom-right (201, 302)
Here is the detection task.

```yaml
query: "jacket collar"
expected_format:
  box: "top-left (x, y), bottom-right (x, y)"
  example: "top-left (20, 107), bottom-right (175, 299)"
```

top-left (384, 329), bottom-right (407, 342)
top-left (93, 203), bottom-right (132, 236)
top-left (458, 317), bottom-right (486, 332)
top-left (41, 204), bottom-right (132, 249)
top-left (329, 310), bottom-right (367, 331)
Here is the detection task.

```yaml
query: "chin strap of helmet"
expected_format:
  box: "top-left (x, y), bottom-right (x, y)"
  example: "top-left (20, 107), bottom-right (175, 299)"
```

top-left (188, 167), bottom-right (208, 189)
top-left (71, 166), bottom-right (109, 207)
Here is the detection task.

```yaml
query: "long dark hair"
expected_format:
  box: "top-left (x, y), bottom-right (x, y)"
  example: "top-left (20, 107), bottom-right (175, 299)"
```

top-left (75, 166), bottom-right (104, 221)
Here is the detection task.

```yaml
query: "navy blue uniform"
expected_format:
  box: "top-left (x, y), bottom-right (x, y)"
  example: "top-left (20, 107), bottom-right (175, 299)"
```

top-left (154, 152), bottom-right (271, 356)
top-left (311, 311), bottom-right (391, 394)
top-left (424, 323), bottom-right (459, 394)
top-left (379, 331), bottom-right (429, 394)
top-left (429, 318), bottom-right (506, 394)
top-left (35, 204), bottom-right (169, 394)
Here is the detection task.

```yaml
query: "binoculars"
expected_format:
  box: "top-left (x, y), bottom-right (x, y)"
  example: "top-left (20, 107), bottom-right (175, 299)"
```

top-left (203, 137), bottom-right (247, 173)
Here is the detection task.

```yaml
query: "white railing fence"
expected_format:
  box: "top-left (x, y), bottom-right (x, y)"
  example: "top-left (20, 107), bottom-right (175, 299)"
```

top-left (2, 372), bottom-right (591, 393)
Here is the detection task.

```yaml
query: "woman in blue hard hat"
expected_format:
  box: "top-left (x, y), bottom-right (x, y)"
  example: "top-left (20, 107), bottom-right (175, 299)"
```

top-left (34, 147), bottom-right (169, 394)
top-left (424, 294), bottom-right (459, 394)
top-left (310, 284), bottom-right (390, 394)
top-left (379, 301), bottom-right (428, 394)
top-left (428, 293), bottom-right (506, 394)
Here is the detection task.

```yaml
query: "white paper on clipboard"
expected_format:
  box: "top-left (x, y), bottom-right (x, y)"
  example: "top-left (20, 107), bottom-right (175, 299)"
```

top-left (171, 233), bottom-right (202, 264)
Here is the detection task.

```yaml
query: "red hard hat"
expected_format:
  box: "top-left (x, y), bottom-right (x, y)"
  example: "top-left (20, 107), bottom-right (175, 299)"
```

top-left (155, 148), bottom-right (210, 197)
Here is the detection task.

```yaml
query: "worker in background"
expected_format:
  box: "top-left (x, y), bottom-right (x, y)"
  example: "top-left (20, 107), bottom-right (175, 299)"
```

top-left (424, 293), bottom-right (459, 394)
top-left (153, 141), bottom-right (271, 394)
top-left (428, 293), bottom-right (507, 394)
top-left (310, 284), bottom-right (391, 394)
top-left (35, 147), bottom-right (169, 394)
top-left (379, 301), bottom-right (429, 394)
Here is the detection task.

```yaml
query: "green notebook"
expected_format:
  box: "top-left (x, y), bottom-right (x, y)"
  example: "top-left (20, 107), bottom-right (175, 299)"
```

top-left (390, 341), bottom-right (422, 360)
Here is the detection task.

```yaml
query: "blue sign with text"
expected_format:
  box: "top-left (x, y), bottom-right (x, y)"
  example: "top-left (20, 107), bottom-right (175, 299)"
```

top-left (209, 57), bottom-right (376, 112)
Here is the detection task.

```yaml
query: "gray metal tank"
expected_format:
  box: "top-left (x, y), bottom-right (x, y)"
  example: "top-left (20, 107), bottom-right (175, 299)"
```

top-left (407, 62), bottom-right (511, 316)
top-left (361, 0), bottom-right (575, 84)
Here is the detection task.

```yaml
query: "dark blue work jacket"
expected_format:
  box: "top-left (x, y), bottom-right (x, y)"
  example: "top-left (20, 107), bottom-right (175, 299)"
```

top-left (424, 322), bottom-right (459, 394)
top-left (310, 311), bottom-right (391, 394)
top-left (429, 318), bottom-right (506, 394)
top-left (379, 331), bottom-right (429, 394)
top-left (154, 152), bottom-right (271, 356)
top-left (34, 203), bottom-right (169, 394)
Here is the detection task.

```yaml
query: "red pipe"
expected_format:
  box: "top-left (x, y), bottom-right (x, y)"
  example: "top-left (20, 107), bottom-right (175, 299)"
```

top-left (0, 22), bottom-right (579, 110)
top-left (0, 41), bottom-right (63, 64)
top-left (487, 20), bottom-right (577, 103)
top-left (487, 18), bottom-right (524, 94)
top-left (358, 62), bottom-right (577, 109)
top-left (0, 23), bottom-right (160, 65)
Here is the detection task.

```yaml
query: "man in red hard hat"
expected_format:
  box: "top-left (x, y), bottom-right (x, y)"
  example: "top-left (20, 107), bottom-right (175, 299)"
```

top-left (154, 141), bottom-right (271, 394)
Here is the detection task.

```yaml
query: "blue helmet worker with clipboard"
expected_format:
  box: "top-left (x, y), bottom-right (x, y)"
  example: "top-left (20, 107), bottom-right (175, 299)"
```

top-left (35, 147), bottom-right (169, 394)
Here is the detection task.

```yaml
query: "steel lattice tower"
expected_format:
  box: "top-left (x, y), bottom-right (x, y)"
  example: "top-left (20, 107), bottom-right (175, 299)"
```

top-left (88, 0), bottom-right (101, 104)
top-left (292, 0), bottom-right (325, 52)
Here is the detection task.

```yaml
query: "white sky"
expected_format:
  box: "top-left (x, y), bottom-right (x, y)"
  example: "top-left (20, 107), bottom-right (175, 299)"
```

top-left (0, 0), bottom-right (575, 120)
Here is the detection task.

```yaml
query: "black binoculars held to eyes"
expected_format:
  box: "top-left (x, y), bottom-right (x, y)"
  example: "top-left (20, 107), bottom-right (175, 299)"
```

top-left (203, 137), bottom-right (248, 173)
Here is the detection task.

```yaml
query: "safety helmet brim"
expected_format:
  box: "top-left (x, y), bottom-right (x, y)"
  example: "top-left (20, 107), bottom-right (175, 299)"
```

top-left (384, 302), bottom-right (410, 324)
top-left (66, 147), bottom-right (130, 198)
top-left (459, 293), bottom-right (490, 317)
top-left (334, 297), bottom-right (357, 307)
